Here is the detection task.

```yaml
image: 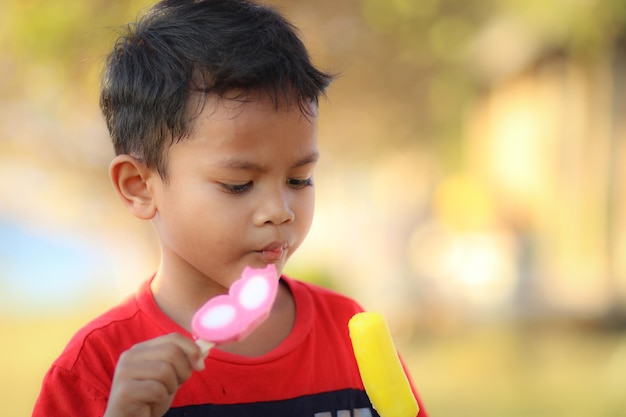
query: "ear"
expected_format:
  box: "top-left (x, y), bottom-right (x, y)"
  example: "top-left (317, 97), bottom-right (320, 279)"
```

top-left (109, 155), bottom-right (158, 220)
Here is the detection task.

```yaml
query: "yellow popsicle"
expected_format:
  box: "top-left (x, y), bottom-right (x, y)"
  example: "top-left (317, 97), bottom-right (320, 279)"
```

top-left (348, 312), bottom-right (419, 417)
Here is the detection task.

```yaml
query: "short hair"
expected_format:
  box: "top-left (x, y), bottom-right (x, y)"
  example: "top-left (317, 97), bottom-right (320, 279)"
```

top-left (100, 0), bottom-right (333, 178)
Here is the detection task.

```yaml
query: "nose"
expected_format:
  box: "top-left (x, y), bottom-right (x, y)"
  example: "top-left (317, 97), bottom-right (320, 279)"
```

top-left (253, 187), bottom-right (295, 226)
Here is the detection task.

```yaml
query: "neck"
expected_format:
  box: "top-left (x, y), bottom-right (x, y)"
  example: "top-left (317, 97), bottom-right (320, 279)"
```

top-left (150, 266), bottom-right (227, 333)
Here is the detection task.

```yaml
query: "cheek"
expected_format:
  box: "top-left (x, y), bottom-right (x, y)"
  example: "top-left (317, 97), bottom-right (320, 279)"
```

top-left (295, 191), bottom-right (315, 230)
top-left (154, 185), bottom-right (227, 240)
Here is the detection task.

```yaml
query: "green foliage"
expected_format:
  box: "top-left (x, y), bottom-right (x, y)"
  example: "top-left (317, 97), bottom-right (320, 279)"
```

top-left (1, 0), bottom-right (153, 92)
top-left (354, 0), bottom-right (626, 166)
top-left (360, 0), bottom-right (626, 55)
top-left (492, 0), bottom-right (626, 56)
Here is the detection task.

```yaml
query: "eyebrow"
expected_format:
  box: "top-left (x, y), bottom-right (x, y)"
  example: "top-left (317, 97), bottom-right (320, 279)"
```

top-left (217, 151), bottom-right (320, 171)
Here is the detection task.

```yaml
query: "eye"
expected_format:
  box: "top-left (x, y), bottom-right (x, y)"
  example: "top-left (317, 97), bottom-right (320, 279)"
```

top-left (221, 182), bottom-right (253, 194)
top-left (288, 177), bottom-right (314, 189)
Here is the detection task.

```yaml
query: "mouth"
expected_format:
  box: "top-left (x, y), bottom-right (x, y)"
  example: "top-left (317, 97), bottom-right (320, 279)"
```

top-left (257, 242), bottom-right (288, 263)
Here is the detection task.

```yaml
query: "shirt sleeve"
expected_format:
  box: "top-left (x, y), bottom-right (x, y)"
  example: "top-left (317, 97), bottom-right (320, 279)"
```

top-left (32, 364), bottom-right (108, 417)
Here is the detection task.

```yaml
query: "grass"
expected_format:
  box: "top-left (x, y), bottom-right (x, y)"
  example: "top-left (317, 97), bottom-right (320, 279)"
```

top-left (4, 314), bottom-right (625, 416)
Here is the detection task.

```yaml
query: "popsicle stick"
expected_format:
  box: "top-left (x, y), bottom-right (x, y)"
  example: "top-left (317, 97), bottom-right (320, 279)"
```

top-left (195, 339), bottom-right (215, 356)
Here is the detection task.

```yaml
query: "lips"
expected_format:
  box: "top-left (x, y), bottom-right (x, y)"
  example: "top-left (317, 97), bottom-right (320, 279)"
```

top-left (258, 242), bottom-right (288, 263)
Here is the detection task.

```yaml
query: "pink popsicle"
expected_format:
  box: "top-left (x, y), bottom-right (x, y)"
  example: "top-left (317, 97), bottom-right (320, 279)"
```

top-left (191, 264), bottom-right (279, 354)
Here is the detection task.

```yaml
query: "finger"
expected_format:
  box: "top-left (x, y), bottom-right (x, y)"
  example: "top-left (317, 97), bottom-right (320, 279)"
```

top-left (116, 354), bottom-right (183, 395)
top-left (131, 333), bottom-right (205, 372)
top-left (150, 333), bottom-right (206, 371)
top-left (112, 376), bottom-right (174, 405)
top-left (124, 342), bottom-right (195, 386)
top-left (106, 376), bottom-right (175, 417)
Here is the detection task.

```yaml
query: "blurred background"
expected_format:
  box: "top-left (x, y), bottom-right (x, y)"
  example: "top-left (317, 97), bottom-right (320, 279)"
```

top-left (1, 0), bottom-right (626, 415)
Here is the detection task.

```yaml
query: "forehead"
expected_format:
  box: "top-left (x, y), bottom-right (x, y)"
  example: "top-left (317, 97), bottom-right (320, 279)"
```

top-left (165, 92), bottom-right (319, 171)
top-left (189, 90), bottom-right (317, 135)
top-left (191, 89), bottom-right (318, 121)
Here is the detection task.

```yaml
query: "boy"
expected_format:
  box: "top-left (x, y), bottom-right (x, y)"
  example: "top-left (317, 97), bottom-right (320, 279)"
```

top-left (33, 0), bottom-right (428, 416)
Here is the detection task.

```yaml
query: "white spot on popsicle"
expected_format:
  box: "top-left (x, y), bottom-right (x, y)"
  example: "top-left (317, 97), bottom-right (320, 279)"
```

top-left (200, 304), bottom-right (236, 329)
top-left (238, 275), bottom-right (269, 310)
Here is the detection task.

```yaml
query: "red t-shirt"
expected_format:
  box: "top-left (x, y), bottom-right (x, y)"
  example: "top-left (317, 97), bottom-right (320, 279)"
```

top-left (33, 276), bottom-right (428, 416)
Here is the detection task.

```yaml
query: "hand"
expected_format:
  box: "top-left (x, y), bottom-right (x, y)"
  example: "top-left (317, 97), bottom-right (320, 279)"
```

top-left (104, 333), bottom-right (206, 417)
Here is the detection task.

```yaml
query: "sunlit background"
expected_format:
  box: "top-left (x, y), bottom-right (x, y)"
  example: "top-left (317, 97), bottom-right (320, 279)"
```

top-left (2, 0), bottom-right (626, 415)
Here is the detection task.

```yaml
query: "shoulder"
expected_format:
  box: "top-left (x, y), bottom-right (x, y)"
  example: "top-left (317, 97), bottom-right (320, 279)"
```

top-left (50, 279), bottom-right (163, 382)
top-left (34, 278), bottom-right (184, 414)
top-left (34, 290), bottom-right (145, 412)
top-left (55, 294), bottom-right (138, 368)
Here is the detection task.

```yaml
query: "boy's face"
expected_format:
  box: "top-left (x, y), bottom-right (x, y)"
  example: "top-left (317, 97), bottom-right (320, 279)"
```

top-left (149, 94), bottom-right (318, 289)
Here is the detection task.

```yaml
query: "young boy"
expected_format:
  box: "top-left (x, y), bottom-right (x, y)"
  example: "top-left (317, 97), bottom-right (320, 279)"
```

top-left (33, 1), bottom-right (428, 416)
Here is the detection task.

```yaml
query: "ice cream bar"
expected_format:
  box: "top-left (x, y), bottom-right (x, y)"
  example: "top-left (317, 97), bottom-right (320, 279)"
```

top-left (192, 264), bottom-right (279, 354)
top-left (349, 312), bottom-right (419, 417)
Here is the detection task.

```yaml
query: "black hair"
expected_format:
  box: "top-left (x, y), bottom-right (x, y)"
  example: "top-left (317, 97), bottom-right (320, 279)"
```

top-left (100, 0), bottom-right (333, 178)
